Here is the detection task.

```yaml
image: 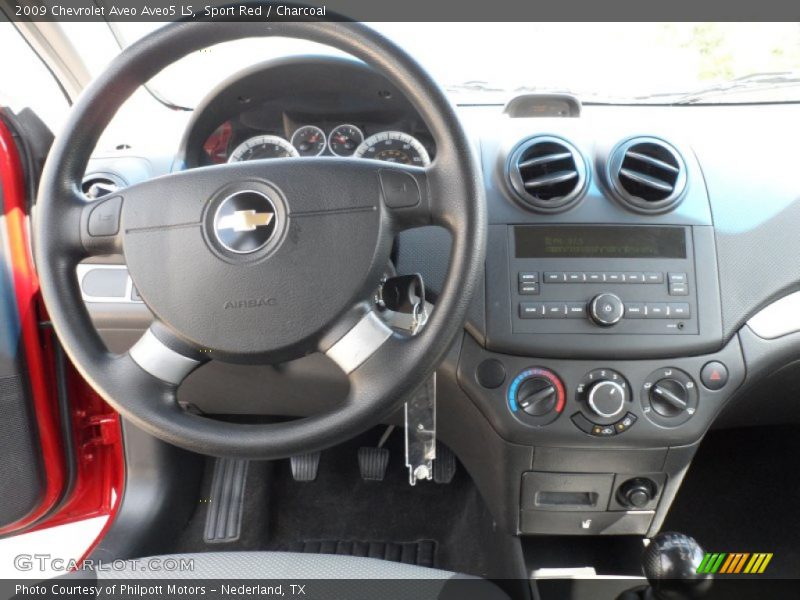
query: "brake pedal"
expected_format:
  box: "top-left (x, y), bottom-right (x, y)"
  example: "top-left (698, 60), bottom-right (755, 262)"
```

top-left (433, 442), bottom-right (457, 484)
top-left (290, 452), bottom-right (321, 482)
top-left (203, 458), bottom-right (248, 543)
top-left (358, 426), bottom-right (393, 481)
top-left (358, 447), bottom-right (390, 481)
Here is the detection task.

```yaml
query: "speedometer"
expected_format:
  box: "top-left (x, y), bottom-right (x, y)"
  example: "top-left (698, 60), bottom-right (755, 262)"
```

top-left (228, 135), bottom-right (298, 162)
top-left (354, 131), bottom-right (431, 166)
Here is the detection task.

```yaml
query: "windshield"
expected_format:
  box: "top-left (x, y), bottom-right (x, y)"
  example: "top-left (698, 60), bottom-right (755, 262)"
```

top-left (61, 22), bottom-right (800, 106)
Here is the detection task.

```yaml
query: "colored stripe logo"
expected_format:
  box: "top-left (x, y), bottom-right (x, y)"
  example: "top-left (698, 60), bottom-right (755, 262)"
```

top-left (697, 552), bottom-right (773, 574)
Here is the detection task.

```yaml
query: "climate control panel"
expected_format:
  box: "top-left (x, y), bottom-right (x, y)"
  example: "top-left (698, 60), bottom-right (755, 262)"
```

top-left (458, 334), bottom-right (745, 449)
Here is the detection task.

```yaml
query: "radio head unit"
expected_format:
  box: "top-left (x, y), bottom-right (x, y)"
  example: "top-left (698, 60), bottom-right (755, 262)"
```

top-left (484, 224), bottom-right (723, 358)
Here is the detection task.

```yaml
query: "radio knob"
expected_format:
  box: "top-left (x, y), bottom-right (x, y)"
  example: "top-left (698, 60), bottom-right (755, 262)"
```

top-left (587, 380), bottom-right (627, 419)
top-left (589, 293), bottom-right (624, 327)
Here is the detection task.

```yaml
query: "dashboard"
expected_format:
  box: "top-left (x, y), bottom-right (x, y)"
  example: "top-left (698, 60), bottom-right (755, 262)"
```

top-left (80, 56), bottom-right (800, 539)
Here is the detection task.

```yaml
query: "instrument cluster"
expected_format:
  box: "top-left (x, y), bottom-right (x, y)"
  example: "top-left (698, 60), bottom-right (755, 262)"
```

top-left (203, 121), bottom-right (432, 167)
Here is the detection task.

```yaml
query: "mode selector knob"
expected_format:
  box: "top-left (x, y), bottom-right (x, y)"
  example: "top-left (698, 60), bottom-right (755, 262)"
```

top-left (650, 378), bottom-right (690, 418)
top-left (587, 380), bottom-right (627, 419)
top-left (589, 293), bottom-right (624, 327)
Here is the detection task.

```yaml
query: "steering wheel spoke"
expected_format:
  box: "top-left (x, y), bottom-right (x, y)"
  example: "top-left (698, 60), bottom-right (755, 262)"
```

top-left (372, 164), bottom-right (433, 232)
top-left (128, 323), bottom-right (207, 387)
top-left (322, 309), bottom-right (395, 375)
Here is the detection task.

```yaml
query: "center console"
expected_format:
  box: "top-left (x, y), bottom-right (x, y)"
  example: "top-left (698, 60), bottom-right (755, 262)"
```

top-left (455, 111), bottom-right (743, 538)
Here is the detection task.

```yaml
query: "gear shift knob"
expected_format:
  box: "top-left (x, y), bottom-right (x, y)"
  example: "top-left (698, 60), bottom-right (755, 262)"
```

top-left (643, 532), bottom-right (712, 600)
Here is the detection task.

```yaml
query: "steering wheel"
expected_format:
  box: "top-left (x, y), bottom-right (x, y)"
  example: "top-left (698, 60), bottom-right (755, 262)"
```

top-left (34, 21), bottom-right (485, 459)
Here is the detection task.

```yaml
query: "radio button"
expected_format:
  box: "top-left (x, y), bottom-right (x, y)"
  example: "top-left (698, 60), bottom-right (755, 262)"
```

top-left (544, 272), bottom-right (566, 283)
top-left (668, 303), bottom-right (691, 318)
top-left (606, 272), bottom-right (623, 283)
top-left (519, 282), bottom-right (540, 295)
top-left (519, 271), bottom-right (539, 283)
top-left (645, 303), bottom-right (668, 318)
top-left (566, 303), bottom-right (586, 318)
top-left (586, 272), bottom-right (605, 283)
top-left (566, 272), bottom-right (585, 283)
top-left (668, 272), bottom-right (688, 284)
top-left (644, 272), bottom-right (664, 284)
top-left (520, 303), bottom-right (545, 319)
top-left (625, 272), bottom-right (645, 284)
top-left (544, 303), bottom-right (567, 318)
top-left (669, 282), bottom-right (689, 296)
top-left (624, 303), bottom-right (647, 318)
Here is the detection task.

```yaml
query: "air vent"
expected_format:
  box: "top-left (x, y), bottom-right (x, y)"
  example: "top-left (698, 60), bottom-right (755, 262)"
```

top-left (506, 136), bottom-right (587, 212)
top-left (608, 137), bottom-right (687, 213)
top-left (82, 174), bottom-right (124, 200)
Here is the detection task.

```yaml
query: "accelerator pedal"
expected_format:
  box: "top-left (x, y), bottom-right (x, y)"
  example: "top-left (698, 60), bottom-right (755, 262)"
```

top-left (290, 452), bottom-right (321, 482)
top-left (203, 458), bottom-right (249, 543)
top-left (433, 442), bottom-right (457, 484)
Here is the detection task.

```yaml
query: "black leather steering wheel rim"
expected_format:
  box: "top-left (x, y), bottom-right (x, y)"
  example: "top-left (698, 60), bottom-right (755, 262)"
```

top-left (34, 21), bottom-right (486, 459)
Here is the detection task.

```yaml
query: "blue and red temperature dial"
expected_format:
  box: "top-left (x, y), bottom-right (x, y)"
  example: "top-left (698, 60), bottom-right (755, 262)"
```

top-left (507, 367), bottom-right (566, 425)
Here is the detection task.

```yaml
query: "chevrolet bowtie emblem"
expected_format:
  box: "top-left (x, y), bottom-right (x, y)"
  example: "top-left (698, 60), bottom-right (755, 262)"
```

top-left (217, 210), bottom-right (274, 232)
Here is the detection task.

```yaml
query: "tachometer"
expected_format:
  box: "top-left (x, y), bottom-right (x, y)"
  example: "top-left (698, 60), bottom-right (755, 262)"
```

top-left (228, 135), bottom-right (298, 162)
top-left (290, 125), bottom-right (327, 157)
top-left (328, 124), bottom-right (364, 157)
top-left (355, 131), bottom-right (431, 166)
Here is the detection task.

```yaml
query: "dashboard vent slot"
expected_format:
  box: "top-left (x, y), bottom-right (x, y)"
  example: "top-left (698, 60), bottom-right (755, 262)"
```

top-left (608, 137), bottom-right (687, 213)
top-left (507, 136), bottom-right (587, 212)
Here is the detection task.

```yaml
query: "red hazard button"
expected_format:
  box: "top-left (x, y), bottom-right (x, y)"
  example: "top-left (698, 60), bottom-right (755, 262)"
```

top-left (700, 361), bottom-right (729, 391)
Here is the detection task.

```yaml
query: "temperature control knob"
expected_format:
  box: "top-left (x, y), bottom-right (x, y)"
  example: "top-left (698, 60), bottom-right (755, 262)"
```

top-left (508, 367), bottom-right (565, 425)
top-left (517, 377), bottom-right (559, 417)
top-left (588, 293), bottom-right (624, 327)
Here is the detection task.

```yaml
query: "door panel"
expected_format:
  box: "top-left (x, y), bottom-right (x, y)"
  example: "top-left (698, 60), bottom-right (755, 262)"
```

top-left (0, 108), bottom-right (123, 540)
top-left (0, 109), bottom-right (66, 535)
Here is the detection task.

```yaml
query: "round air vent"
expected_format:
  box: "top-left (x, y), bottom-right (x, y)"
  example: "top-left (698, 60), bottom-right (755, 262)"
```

top-left (506, 136), bottom-right (587, 212)
top-left (82, 173), bottom-right (125, 200)
top-left (607, 137), bottom-right (687, 213)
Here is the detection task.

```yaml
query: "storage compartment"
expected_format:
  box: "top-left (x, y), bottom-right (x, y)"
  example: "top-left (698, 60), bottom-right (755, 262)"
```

top-left (521, 472), bottom-right (614, 512)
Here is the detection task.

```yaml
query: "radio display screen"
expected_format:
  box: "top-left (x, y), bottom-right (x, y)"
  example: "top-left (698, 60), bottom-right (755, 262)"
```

top-left (514, 225), bottom-right (687, 259)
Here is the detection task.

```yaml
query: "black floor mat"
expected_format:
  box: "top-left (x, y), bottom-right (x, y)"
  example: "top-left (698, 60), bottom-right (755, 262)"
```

top-left (169, 429), bottom-right (514, 577)
top-left (663, 425), bottom-right (800, 580)
top-left (285, 539), bottom-right (436, 567)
